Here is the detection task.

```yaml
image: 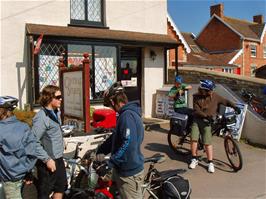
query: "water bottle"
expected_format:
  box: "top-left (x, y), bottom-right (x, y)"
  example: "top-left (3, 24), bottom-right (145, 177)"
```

top-left (88, 163), bottom-right (98, 189)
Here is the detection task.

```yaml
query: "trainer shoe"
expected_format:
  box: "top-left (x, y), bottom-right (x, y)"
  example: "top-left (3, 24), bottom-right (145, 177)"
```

top-left (189, 158), bottom-right (198, 169)
top-left (208, 162), bottom-right (215, 173)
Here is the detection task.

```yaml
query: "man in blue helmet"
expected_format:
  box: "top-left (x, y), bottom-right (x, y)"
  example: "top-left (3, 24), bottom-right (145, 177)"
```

top-left (262, 86), bottom-right (266, 107)
top-left (189, 80), bottom-right (241, 173)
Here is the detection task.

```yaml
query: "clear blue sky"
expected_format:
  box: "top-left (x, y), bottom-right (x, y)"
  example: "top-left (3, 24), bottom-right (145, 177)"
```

top-left (168, 0), bottom-right (266, 36)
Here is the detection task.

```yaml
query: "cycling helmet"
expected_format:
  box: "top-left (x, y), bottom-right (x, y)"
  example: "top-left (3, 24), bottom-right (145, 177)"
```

top-left (175, 75), bottom-right (183, 84)
top-left (199, 80), bottom-right (215, 91)
top-left (103, 82), bottom-right (125, 107)
top-left (0, 96), bottom-right (18, 110)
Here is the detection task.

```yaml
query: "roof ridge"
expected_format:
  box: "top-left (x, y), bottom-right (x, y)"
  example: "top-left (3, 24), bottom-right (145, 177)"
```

top-left (224, 16), bottom-right (256, 25)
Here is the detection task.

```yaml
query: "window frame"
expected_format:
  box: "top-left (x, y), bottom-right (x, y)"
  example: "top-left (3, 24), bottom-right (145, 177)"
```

top-left (70, 0), bottom-right (105, 27)
top-left (250, 44), bottom-right (257, 57)
top-left (222, 67), bottom-right (233, 74)
top-left (263, 45), bottom-right (266, 58)
top-left (250, 64), bottom-right (257, 77)
top-left (32, 38), bottom-right (118, 105)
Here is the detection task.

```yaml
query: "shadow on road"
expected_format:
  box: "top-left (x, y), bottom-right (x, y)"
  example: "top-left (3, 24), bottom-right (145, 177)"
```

top-left (145, 143), bottom-right (236, 173)
top-left (144, 142), bottom-right (190, 164)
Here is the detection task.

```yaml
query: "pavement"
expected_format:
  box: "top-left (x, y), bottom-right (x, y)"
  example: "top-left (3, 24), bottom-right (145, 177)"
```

top-left (143, 123), bottom-right (266, 199)
top-left (22, 122), bottom-right (266, 199)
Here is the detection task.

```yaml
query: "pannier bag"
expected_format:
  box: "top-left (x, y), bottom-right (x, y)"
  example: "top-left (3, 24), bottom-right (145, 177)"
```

top-left (162, 175), bottom-right (191, 199)
top-left (170, 113), bottom-right (188, 136)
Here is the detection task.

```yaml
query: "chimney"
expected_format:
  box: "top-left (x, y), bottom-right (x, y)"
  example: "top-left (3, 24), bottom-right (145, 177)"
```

top-left (253, 15), bottom-right (264, 24)
top-left (210, 4), bottom-right (224, 18)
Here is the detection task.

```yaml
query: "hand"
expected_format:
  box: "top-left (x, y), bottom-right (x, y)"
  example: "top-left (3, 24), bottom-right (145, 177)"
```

top-left (206, 115), bottom-right (214, 123)
top-left (46, 159), bottom-right (56, 172)
top-left (23, 172), bottom-right (34, 185)
top-left (234, 107), bottom-right (241, 115)
top-left (93, 161), bottom-right (111, 177)
top-left (96, 153), bottom-right (106, 162)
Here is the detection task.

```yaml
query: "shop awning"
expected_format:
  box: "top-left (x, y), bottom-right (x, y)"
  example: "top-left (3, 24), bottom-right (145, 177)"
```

top-left (26, 23), bottom-right (179, 47)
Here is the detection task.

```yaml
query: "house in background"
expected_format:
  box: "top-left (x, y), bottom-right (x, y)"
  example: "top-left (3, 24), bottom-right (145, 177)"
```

top-left (167, 3), bottom-right (266, 77)
top-left (196, 3), bottom-right (266, 77)
top-left (1, 0), bottom-right (179, 117)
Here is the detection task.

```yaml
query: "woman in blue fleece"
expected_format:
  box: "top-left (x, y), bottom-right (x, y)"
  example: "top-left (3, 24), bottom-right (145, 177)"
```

top-left (97, 82), bottom-right (144, 199)
top-left (0, 96), bottom-right (37, 199)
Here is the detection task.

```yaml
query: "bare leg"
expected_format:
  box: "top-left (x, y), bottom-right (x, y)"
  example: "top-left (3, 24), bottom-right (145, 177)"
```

top-left (191, 141), bottom-right (198, 157)
top-left (52, 192), bottom-right (63, 199)
top-left (205, 144), bottom-right (213, 161)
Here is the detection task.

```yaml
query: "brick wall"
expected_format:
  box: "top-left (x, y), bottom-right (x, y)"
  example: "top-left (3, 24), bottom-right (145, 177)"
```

top-left (168, 67), bottom-right (266, 97)
top-left (196, 17), bottom-right (241, 51)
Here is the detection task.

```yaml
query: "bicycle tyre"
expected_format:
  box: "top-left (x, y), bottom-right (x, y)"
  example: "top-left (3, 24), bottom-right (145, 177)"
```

top-left (224, 135), bottom-right (243, 172)
top-left (167, 130), bottom-right (191, 155)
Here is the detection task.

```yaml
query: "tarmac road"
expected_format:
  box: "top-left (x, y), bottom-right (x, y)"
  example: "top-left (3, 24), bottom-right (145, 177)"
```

top-left (143, 123), bottom-right (266, 199)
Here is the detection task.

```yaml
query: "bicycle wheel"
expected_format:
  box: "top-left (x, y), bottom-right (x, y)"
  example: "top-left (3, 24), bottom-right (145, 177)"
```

top-left (167, 130), bottom-right (191, 155)
top-left (224, 135), bottom-right (243, 171)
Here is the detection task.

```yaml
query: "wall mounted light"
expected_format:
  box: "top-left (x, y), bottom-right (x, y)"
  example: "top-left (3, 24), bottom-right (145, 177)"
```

top-left (150, 50), bottom-right (157, 61)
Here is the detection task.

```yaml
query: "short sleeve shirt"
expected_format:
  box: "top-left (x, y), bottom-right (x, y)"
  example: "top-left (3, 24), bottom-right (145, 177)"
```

top-left (168, 83), bottom-right (188, 108)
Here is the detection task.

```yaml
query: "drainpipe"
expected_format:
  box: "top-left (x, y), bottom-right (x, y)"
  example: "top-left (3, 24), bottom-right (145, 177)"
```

top-left (242, 38), bottom-right (245, 76)
top-left (175, 46), bottom-right (178, 75)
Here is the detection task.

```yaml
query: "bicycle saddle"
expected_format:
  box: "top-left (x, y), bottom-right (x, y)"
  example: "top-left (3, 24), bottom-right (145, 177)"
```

top-left (144, 153), bottom-right (165, 163)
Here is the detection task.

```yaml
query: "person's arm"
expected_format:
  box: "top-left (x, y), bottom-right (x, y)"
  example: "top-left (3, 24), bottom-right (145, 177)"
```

top-left (96, 133), bottom-right (113, 155)
top-left (193, 95), bottom-right (208, 118)
top-left (108, 114), bottom-right (135, 168)
top-left (217, 93), bottom-right (236, 109)
top-left (168, 87), bottom-right (177, 100)
top-left (31, 112), bottom-right (50, 162)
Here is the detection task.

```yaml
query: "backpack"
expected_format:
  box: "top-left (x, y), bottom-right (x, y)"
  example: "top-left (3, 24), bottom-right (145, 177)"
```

top-left (170, 113), bottom-right (188, 136)
top-left (162, 175), bottom-right (191, 199)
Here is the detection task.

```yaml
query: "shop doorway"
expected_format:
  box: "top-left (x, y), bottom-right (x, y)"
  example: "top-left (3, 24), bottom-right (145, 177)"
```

top-left (119, 47), bottom-right (141, 103)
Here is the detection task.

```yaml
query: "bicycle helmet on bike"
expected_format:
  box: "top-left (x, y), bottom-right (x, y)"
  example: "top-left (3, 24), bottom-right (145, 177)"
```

top-left (199, 80), bottom-right (215, 91)
top-left (175, 75), bottom-right (183, 84)
top-left (103, 82), bottom-right (125, 107)
top-left (0, 96), bottom-right (18, 110)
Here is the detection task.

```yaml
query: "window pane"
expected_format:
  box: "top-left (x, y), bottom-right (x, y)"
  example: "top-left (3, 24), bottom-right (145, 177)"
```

top-left (39, 43), bottom-right (66, 91)
top-left (87, 0), bottom-right (101, 22)
top-left (68, 44), bottom-right (92, 67)
top-left (250, 45), bottom-right (256, 57)
top-left (94, 46), bottom-right (117, 99)
top-left (71, 0), bottom-right (85, 20)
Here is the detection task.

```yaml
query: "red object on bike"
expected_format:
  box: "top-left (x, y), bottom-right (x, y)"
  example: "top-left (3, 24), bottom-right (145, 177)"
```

top-left (92, 108), bottom-right (116, 128)
top-left (95, 179), bottom-right (113, 199)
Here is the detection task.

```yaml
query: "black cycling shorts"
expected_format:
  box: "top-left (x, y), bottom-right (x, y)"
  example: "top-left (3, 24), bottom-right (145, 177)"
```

top-left (36, 157), bottom-right (67, 199)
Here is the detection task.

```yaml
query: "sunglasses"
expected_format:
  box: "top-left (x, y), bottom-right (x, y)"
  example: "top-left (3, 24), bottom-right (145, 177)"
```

top-left (54, 95), bottom-right (62, 100)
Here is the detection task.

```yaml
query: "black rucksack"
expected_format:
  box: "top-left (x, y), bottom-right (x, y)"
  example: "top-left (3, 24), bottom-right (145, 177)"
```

top-left (162, 175), bottom-right (191, 199)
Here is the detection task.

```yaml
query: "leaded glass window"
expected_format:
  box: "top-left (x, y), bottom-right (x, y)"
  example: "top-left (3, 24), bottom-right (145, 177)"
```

top-left (94, 46), bottom-right (117, 99)
top-left (70, 0), bottom-right (104, 26)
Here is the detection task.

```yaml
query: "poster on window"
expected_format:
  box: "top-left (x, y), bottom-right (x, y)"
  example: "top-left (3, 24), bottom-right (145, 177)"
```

top-left (63, 71), bottom-right (83, 118)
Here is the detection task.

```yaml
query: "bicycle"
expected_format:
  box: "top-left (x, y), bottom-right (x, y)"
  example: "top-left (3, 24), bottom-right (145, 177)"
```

top-left (142, 153), bottom-right (189, 199)
top-left (167, 111), bottom-right (243, 172)
top-left (240, 89), bottom-right (266, 118)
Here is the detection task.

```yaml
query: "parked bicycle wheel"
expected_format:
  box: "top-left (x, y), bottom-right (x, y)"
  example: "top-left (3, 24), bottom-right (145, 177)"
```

top-left (167, 130), bottom-right (191, 155)
top-left (224, 135), bottom-right (243, 171)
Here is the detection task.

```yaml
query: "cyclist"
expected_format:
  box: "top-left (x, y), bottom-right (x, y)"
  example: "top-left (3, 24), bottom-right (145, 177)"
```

top-left (189, 80), bottom-right (241, 173)
top-left (0, 96), bottom-right (37, 199)
top-left (97, 82), bottom-right (144, 199)
top-left (263, 86), bottom-right (266, 107)
top-left (31, 85), bottom-right (66, 199)
top-left (168, 75), bottom-right (193, 126)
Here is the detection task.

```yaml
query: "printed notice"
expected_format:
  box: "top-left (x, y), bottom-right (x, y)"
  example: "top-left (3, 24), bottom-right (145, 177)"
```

top-left (63, 71), bottom-right (83, 118)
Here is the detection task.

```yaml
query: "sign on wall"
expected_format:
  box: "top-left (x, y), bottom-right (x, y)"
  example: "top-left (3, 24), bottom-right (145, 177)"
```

top-left (63, 71), bottom-right (83, 118)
